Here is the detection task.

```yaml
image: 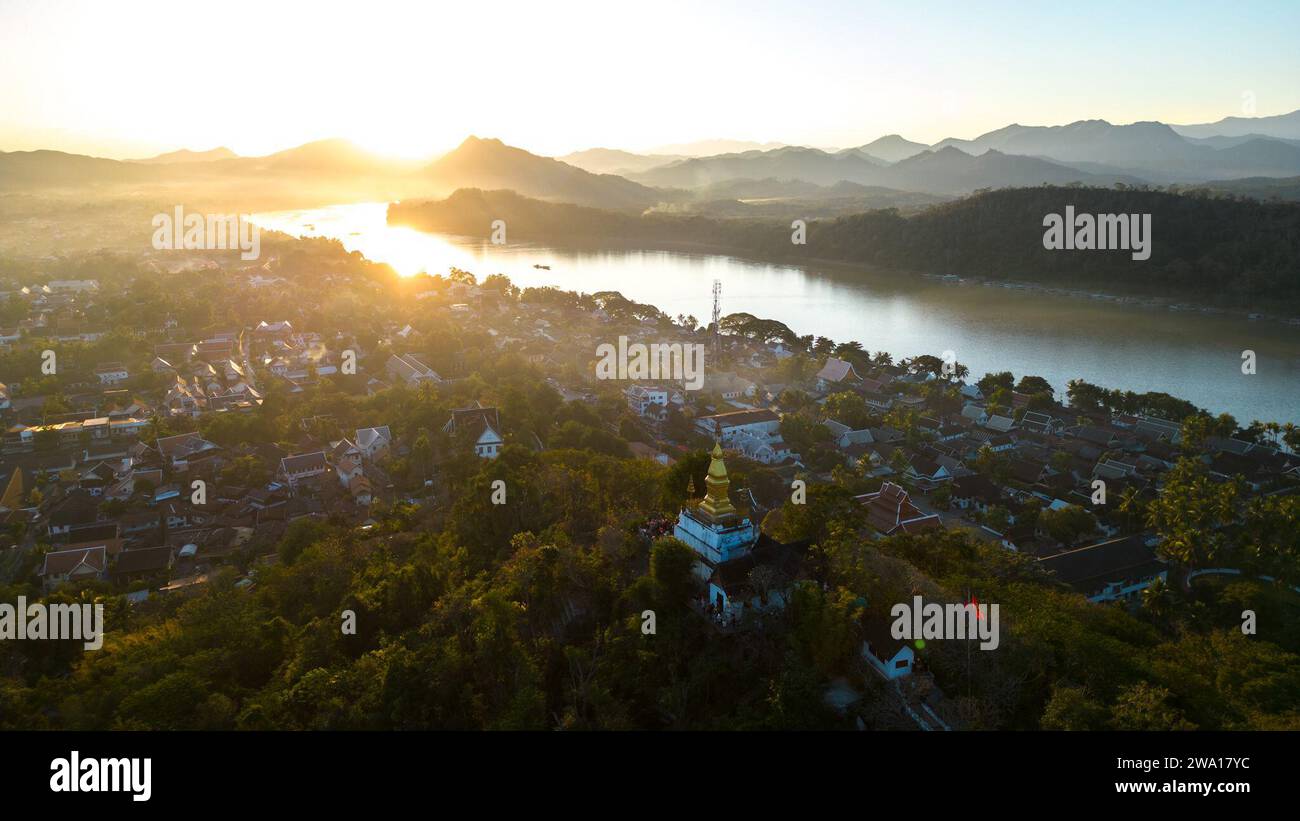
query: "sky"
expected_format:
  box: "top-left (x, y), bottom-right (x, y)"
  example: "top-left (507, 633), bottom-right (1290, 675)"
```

top-left (1, 0), bottom-right (1298, 160)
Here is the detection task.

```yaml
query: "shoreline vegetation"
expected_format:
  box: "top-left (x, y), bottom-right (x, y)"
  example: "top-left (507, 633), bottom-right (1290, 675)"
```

top-left (388, 185), bottom-right (1300, 318)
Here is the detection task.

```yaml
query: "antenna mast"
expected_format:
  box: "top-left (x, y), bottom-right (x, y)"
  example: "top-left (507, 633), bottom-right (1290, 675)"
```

top-left (711, 279), bottom-right (722, 355)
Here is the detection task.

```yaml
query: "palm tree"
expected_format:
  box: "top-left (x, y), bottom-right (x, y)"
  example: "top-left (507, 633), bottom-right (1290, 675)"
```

top-left (1141, 577), bottom-right (1175, 622)
top-left (1117, 486), bottom-right (1144, 534)
top-left (1264, 421), bottom-right (1282, 447)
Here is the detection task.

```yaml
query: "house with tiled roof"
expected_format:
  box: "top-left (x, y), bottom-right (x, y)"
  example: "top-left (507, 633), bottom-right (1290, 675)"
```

top-left (626, 385), bottom-right (669, 416)
top-left (984, 414), bottom-right (1016, 433)
top-left (386, 353), bottom-right (441, 386)
top-left (856, 483), bottom-right (942, 536)
top-left (694, 408), bottom-right (780, 441)
top-left (355, 426), bottom-right (392, 460)
top-left (950, 474), bottom-right (1002, 513)
top-left (1036, 535), bottom-right (1167, 603)
top-left (330, 439), bottom-right (363, 486)
top-left (1133, 415), bottom-right (1181, 444)
top-left (40, 546), bottom-right (108, 590)
top-left (861, 616), bottom-right (914, 680)
top-left (94, 362), bottom-right (129, 385)
top-left (1072, 425), bottom-right (1119, 448)
top-left (47, 491), bottom-right (101, 537)
top-left (112, 546), bottom-right (175, 585)
top-left (279, 451), bottom-right (328, 486)
top-left (444, 406), bottom-right (503, 459)
top-left (823, 419), bottom-right (875, 449)
top-left (711, 372), bottom-right (757, 401)
top-left (156, 431), bottom-right (221, 471)
top-left (904, 452), bottom-right (952, 487)
top-left (815, 357), bottom-right (862, 391)
top-left (348, 474), bottom-right (373, 507)
top-left (1019, 410), bottom-right (1063, 436)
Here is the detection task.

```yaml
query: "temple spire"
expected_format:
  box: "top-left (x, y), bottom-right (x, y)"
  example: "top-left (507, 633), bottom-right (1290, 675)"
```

top-left (698, 441), bottom-right (736, 519)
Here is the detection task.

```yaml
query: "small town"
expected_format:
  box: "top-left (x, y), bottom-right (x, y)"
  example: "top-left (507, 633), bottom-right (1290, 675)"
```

top-left (2, 228), bottom-right (1298, 733)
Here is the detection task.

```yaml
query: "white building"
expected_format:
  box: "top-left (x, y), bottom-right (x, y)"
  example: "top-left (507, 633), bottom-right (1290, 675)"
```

top-left (94, 363), bottom-right (130, 385)
top-left (862, 624), bottom-right (915, 680)
top-left (673, 443), bottom-right (758, 576)
top-left (444, 407), bottom-right (504, 459)
top-left (694, 408), bottom-right (781, 442)
top-left (355, 426), bottom-right (393, 460)
top-left (279, 451), bottom-right (328, 486)
top-left (626, 385), bottom-right (669, 416)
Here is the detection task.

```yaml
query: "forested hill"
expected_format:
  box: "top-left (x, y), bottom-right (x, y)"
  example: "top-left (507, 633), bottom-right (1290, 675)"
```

top-left (801, 186), bottom-right (1300, 306)
top-left (390, 186), bottom-right (1300, 308)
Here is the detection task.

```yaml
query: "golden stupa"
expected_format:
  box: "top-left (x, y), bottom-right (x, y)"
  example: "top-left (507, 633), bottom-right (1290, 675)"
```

top-left (697, 442), bottom-right (737, 520)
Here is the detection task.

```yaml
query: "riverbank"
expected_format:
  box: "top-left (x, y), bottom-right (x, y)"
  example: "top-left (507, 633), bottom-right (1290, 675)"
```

top-left (252, 200), bottom-right (1300, 426)
top-left (389, 186), bottom-right (1300, 317)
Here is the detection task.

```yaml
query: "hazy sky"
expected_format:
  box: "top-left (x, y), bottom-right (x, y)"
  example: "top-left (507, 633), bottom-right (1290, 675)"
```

top-left (2, 0), bottom-right (1298, 159)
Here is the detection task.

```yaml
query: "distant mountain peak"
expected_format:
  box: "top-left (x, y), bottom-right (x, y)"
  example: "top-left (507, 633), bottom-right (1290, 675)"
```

top-left (131, 146), bottom-right (238, 164)
top-left (425, 135), bottom-right (664, 210)
top-left (856, 134), bottom-right (930, 163)
top-left (1172, 108), bottom-right (1300, 140)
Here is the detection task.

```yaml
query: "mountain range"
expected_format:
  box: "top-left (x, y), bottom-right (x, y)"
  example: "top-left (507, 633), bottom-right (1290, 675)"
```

top-left (130, 146), bottom-right (239, 164)
top-left (1171, 109), bottom-right (1300, 140)
top-left (4, 109), bottom-right (1300, 209)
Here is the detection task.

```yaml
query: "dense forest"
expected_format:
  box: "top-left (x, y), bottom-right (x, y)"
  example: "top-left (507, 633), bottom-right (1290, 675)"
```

top-left (391, 186), bottom-right (1300, 308)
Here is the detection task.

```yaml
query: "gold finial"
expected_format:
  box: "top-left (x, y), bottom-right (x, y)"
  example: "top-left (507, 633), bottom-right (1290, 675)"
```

top-left (698, 441), bottom-right (736, 519)
top-left (686, 475), bottom-right (697, 498)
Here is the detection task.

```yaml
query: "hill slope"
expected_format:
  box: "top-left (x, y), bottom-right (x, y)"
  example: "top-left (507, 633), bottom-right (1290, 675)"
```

top-left (426, 137), bottom-right (672, 210)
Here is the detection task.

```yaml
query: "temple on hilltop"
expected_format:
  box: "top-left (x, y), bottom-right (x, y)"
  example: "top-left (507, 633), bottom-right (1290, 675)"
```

top-left (673, 441), bottom-right (811, 622)
top-left (673, 442), bottom-right (758, 567)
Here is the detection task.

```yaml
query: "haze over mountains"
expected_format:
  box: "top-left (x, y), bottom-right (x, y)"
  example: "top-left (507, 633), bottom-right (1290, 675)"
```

top-left (4, 109), bottom-right (1300, 210)
top-left (1171, 109), bottom-right (1300, 140)
top-left (130, 146), bottom-right (239, 164)
top-left (646, 138), bottom-right (788, 156)
top-left (430, 137), bottom-right (667, 208)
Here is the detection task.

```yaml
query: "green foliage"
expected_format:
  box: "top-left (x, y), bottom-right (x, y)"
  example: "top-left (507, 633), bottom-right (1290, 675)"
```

top-left (1037, 504), bottom-right (1098, 546)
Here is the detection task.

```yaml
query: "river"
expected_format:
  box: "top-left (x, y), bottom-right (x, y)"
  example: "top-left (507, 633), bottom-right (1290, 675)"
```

top-left (250, 202), bottom-right (1300, 426)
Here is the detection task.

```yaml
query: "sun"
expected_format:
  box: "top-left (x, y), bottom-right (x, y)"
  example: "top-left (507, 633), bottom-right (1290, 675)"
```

top-left (352, 132), bottom-right (443, 163)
